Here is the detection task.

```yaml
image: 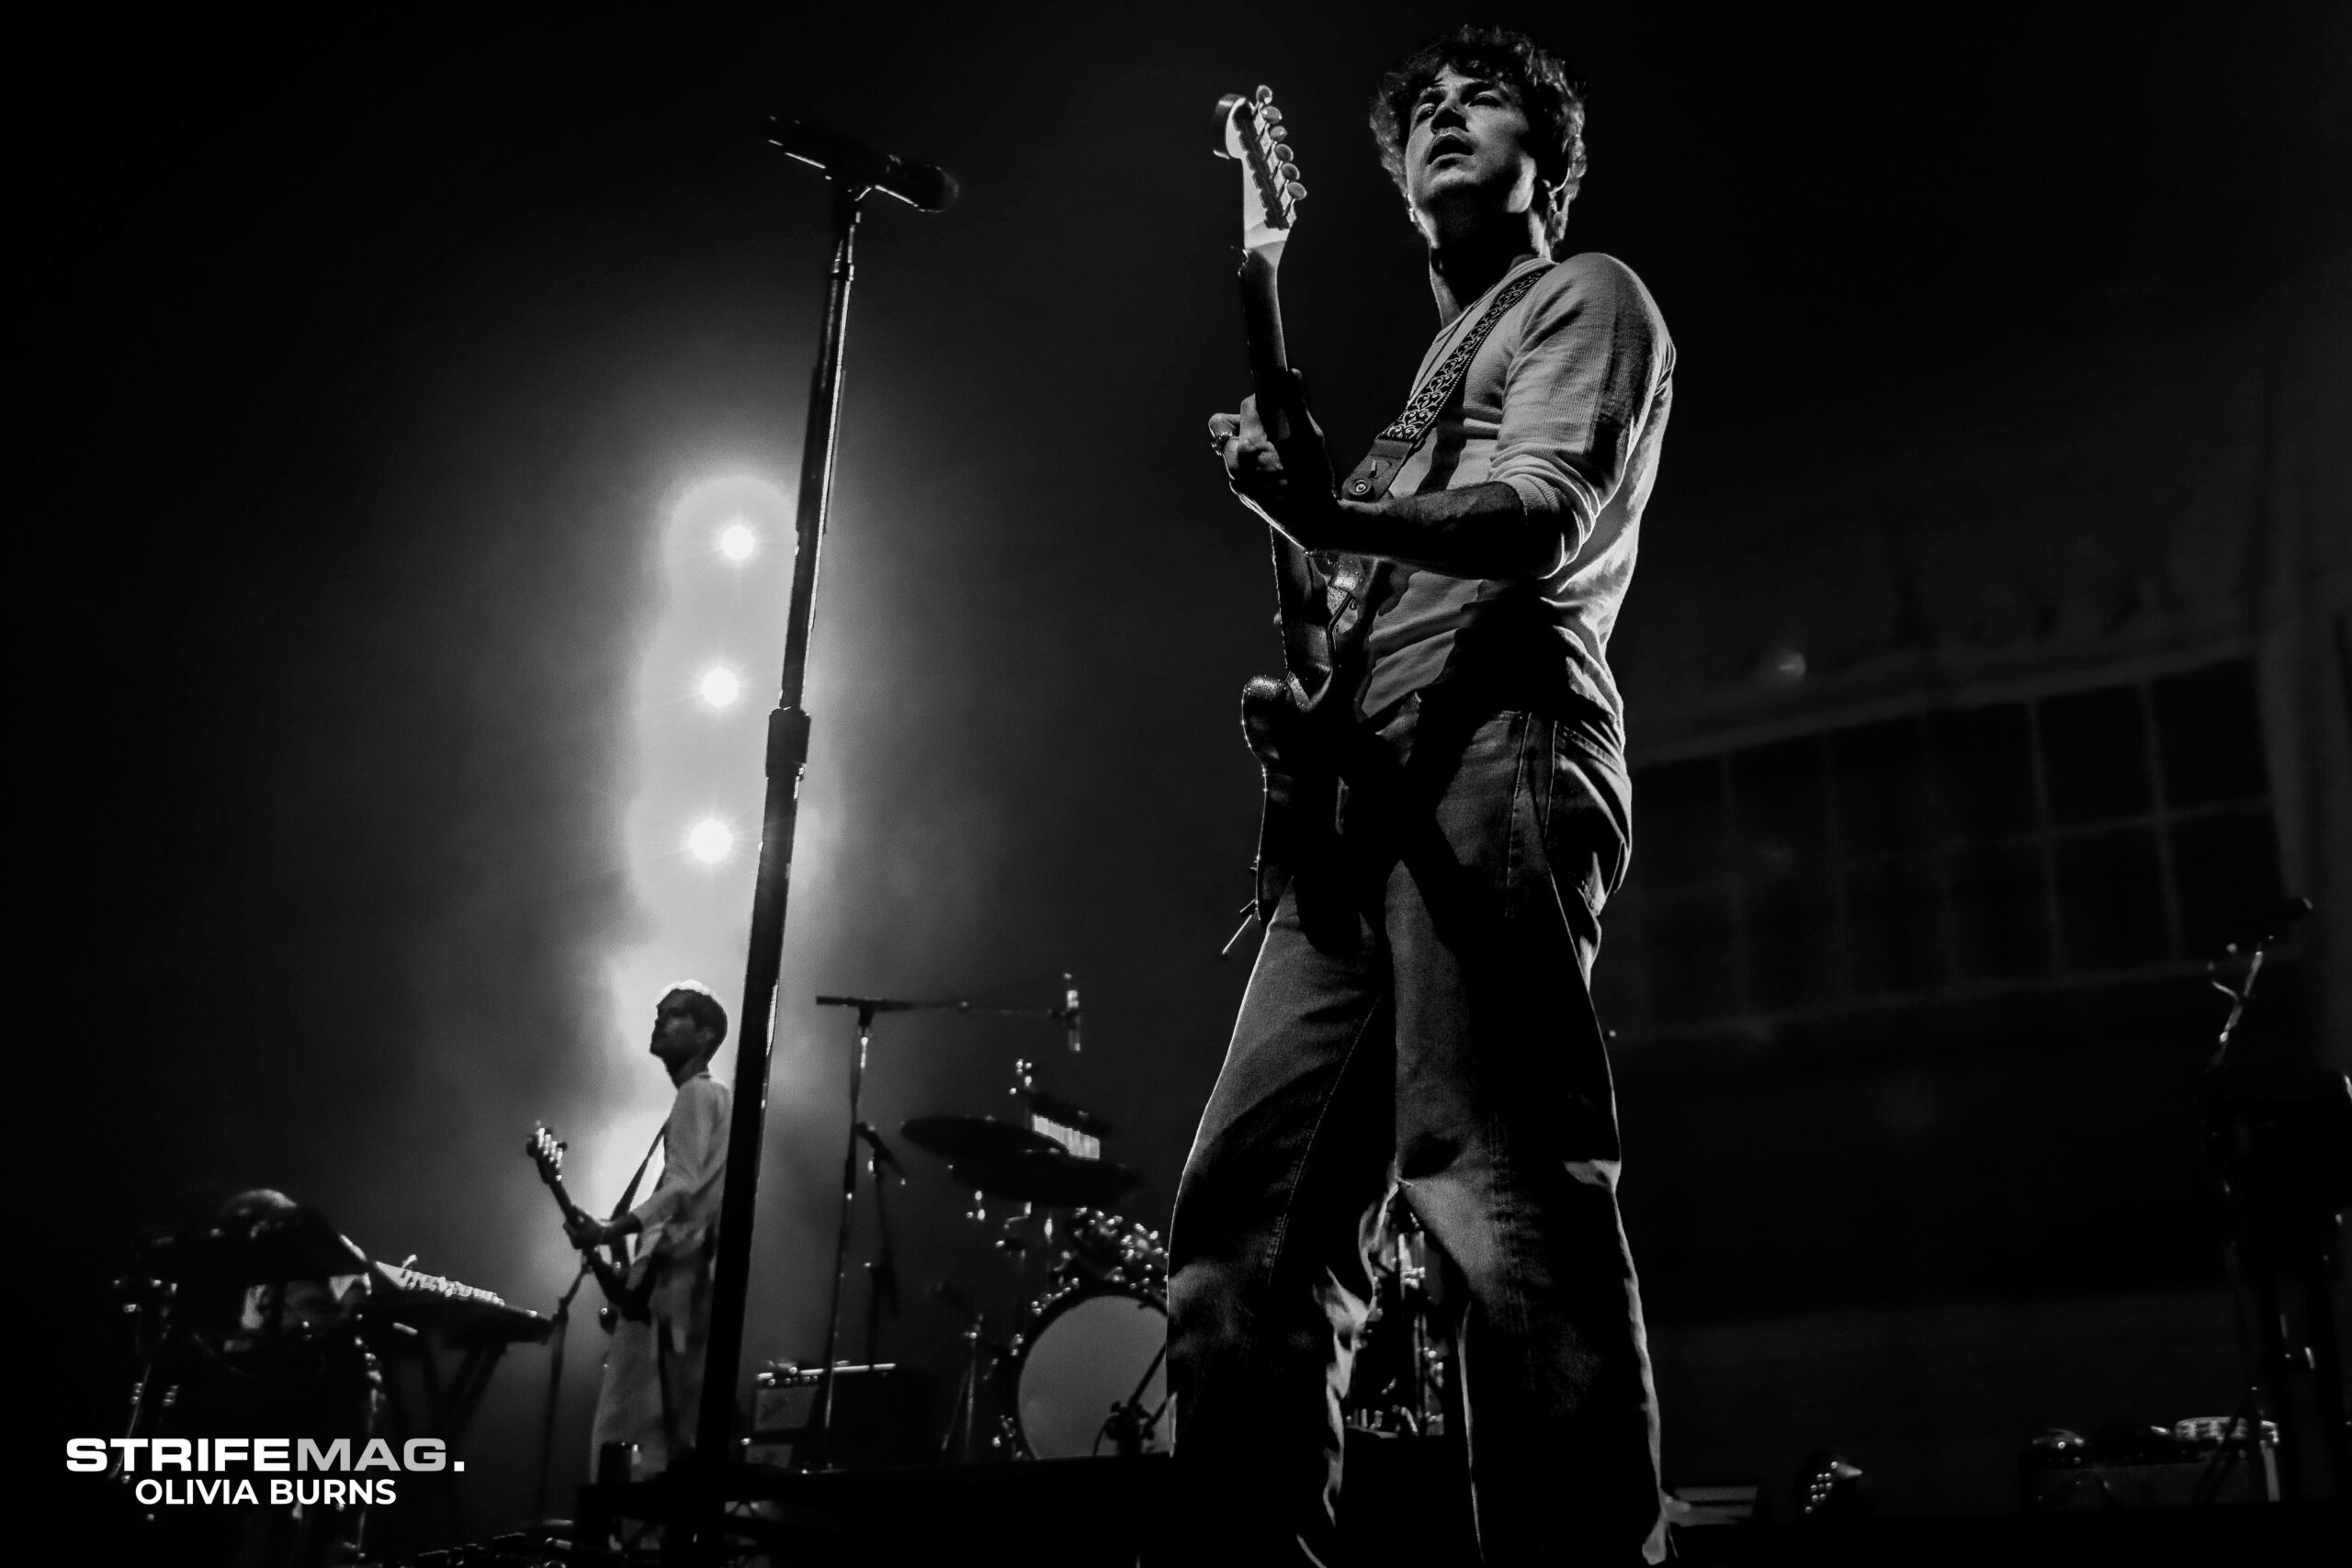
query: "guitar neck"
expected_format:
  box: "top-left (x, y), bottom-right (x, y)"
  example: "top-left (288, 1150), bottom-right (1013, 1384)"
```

top-left (1238, 249), bottom-right (1294, 431)
top-left (1236, 247), bottom-right (1345, 690)
top-left (539, 1172), bottom-right (591, 1229)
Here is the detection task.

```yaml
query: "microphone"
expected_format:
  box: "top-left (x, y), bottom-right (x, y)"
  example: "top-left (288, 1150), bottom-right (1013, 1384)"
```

top-left (1062, 974), bottom-right (1083, 1055)
top-left (853, 1121), bottom-right (905, 1181)
top-left (763, 117), bottom-right (958, 212)
top-left (2219, 896), bottom-right (2313, 958)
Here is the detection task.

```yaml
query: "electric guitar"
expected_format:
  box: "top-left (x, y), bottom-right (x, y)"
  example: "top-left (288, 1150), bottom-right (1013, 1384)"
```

top-left (1212, 86), bottom-right (1369, 922)
top-left (525, 1122), bottom-right (651, 1329)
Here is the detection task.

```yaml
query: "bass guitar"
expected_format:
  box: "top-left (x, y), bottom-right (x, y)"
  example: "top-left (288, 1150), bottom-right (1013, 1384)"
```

top-left (1211, 85), bottom-right (1369, 925)
top-left (525, 1122), bottom-right (650, 1330)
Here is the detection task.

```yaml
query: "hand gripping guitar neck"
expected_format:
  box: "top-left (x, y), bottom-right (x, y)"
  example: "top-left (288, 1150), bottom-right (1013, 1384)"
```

top-left (525, 1122), bottom-right (654, 1329)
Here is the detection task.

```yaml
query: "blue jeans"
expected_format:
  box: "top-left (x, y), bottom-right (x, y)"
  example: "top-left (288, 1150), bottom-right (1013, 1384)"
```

top-left (1168, 701), bottom-right (1665, 1565)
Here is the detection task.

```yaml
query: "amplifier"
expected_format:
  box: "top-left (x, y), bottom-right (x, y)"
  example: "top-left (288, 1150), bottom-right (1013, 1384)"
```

top-left (749, 1361), bottom-right (934, 1471)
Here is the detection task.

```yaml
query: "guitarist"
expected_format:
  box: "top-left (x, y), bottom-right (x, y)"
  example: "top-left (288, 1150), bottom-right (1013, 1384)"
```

top-left (1174, 25), bottom-right (1672, 1565)
top-left (564, 982), bottom-right (732, 1479)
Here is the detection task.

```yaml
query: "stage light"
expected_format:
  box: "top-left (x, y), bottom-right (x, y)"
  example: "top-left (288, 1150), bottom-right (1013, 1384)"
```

top-left (698, 667), bottom-right (742, 709)
top-left (718, 522), bottom-right (758, 562)
top-left (687, 818), bottom-right (733, 864)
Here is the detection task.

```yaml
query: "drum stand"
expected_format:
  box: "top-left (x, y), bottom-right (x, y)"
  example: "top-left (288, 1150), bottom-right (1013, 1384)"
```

top-left (940, 1314), bottom-right (992, 1462)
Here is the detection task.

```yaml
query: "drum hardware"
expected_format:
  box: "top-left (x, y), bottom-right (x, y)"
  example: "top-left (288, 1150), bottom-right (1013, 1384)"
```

top-left (929, 1282), bottom-right (1011, 1464)
top-left (2194, 896), bottom-right (2348, 1501)
top-left (905, 1093), bottom-right (1135, 1213)
top-left (906, 1095), bottom-right (1139, 1218)
top-left (806, 983), bottom-right (1080, 1470)
top-left (1056, 1208), bottom-right (1169, 1294)
top-left (1344, 1199), bottom-right (1449, 1438)
top-left (1100, 1339), bottom-right (1172, 1457)
top-left (897, 1051), bottom-right (1168, 1461)
top-left (1009, 1283), bottom-right (1174, 1460)
top-left (992, 1212), bottom-right (1039, 1258)
top-left (944, 1147), bottom-right (1143, 1209)
top-left (902, 1114), bottom-right (1065, 1162)
top-left (1015, 1079), bottom-right (1113, 1138)
top-left (859, 1123), bottom-right (906, 1368)
top-left (139, 1200), bottom-right (372, 1289)
top-left (111, 1196), bottom-right (403, 1562)
top-left (1011, 1059), bottom-right (1114, 1160)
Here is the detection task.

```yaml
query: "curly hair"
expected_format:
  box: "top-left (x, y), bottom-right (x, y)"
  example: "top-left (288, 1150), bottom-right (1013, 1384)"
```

top-left (1368, 23), bottom-right (1588, 254)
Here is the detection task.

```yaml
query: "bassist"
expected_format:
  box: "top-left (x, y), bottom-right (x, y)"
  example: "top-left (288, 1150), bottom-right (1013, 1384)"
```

top-left (1174, 25), bottom-right (1674, 1564)
top-left (563, 982), bottom-right (732, 1480)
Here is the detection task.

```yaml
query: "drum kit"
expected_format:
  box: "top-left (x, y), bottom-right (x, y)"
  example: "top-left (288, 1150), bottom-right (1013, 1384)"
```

top-left (899, 1059), bottom-right (1173, 1462)
top-left (897, 1066), bottom-right (1454, 1462)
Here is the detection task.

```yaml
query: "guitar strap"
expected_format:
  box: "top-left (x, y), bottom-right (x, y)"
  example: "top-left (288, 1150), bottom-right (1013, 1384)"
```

top-left (610, 1127), bottom-right (666, 1223)
top-left (606, 1126), bottom-right (667, 1294)
top-left (1337, 262), bottom-right (1554, 506)
top-left (1321, 262), bottom-right (1554, 647)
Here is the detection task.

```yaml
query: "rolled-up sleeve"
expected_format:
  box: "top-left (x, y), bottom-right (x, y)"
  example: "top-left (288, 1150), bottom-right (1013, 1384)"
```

top-left (1486, 255), bottom-right (1671, 553)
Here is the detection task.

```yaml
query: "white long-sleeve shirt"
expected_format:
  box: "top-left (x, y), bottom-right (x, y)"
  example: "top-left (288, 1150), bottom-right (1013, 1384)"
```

top-left (627, 1071), bottom-right (730, 1267)
top-left (1357, 251), bottom-right (1675, 739)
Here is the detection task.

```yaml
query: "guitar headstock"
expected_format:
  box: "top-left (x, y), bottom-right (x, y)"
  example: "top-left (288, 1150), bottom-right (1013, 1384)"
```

top-left (526, 1122), bottom-right (567, 1186)
top-left (1213, 85), bottom-right (1307, 258)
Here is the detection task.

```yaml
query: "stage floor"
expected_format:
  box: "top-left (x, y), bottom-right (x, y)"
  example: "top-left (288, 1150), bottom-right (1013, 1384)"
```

top-left (557, 1447), bottom-right (2344, 1567)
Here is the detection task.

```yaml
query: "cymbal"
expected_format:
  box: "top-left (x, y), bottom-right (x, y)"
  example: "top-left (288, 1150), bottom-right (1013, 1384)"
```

top-left (901, 1115), bottom-right (1060, 1163)
top-left (142, 1206), bottom-right (369, 1285)
top-left (1018, 1085), bottom-right (1113, 1138)
top-left (947, 1149), bottom-right (1141, 1208)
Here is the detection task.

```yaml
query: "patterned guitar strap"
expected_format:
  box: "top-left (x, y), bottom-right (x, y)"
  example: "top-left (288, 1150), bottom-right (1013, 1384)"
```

top-left (1317, 263), bottom-right (1554, 653)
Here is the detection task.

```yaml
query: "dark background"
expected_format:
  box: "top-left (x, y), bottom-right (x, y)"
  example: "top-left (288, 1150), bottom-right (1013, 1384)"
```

top-left (23, 0), bottom-right (2348, 1541)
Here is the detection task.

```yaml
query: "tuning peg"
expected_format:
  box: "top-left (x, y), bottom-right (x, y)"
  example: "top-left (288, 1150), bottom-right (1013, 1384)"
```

top-left (1287, 182), bottom-right (1308, 201)
top-left (1280, 163), bottom-right (1301, 183)
top-left (1261, 105), bottom-right (1283, 125)
top-left (1272, 141), bottom-right (1292, 164)
top-left (1253, 85), bottom-right (1274, 104)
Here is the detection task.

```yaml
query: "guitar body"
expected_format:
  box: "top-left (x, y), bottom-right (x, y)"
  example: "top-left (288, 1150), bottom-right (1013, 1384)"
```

top-left (1216, 89), bottom-right (1371, 921)
top-left (525, 1123), bottom-right (653, 1329)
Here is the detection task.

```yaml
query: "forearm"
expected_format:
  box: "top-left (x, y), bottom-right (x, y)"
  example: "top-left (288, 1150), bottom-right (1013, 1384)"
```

top-left (625, 1186), bottom-right (679, 1235)
top-left (568, 1208), bottom-right (641, 1249)
top-left (1325, 480), bottom-right (1565, 578)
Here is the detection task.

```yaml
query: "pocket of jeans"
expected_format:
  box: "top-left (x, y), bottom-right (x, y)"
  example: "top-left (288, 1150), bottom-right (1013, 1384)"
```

top-left (1542, 734), bottom-right (1623, 920)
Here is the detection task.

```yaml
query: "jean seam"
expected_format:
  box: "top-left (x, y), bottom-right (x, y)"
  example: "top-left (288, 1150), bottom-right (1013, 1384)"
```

top-left (1256, 991), bottom-right (1385, 1286)
top-left (1501, 710), bottom-right (1534, 906)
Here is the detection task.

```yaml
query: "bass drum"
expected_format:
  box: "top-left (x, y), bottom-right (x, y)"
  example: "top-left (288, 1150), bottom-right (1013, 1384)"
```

top-left (1012, 1288), bottom-right (1174, 1459)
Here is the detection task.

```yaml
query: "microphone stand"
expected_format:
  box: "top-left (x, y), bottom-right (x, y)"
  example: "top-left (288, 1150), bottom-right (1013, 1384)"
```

top-left (807, 998), bottom-right (893, 1468)
top-left (683, 176), bottom-right (867, 1562)
top-left (532, 1257), bottom-right (594, 1531)
top-left (678, 118), bottom-right (958, 1560)
top-left (864, 1131), bottom-right (901, 1364)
